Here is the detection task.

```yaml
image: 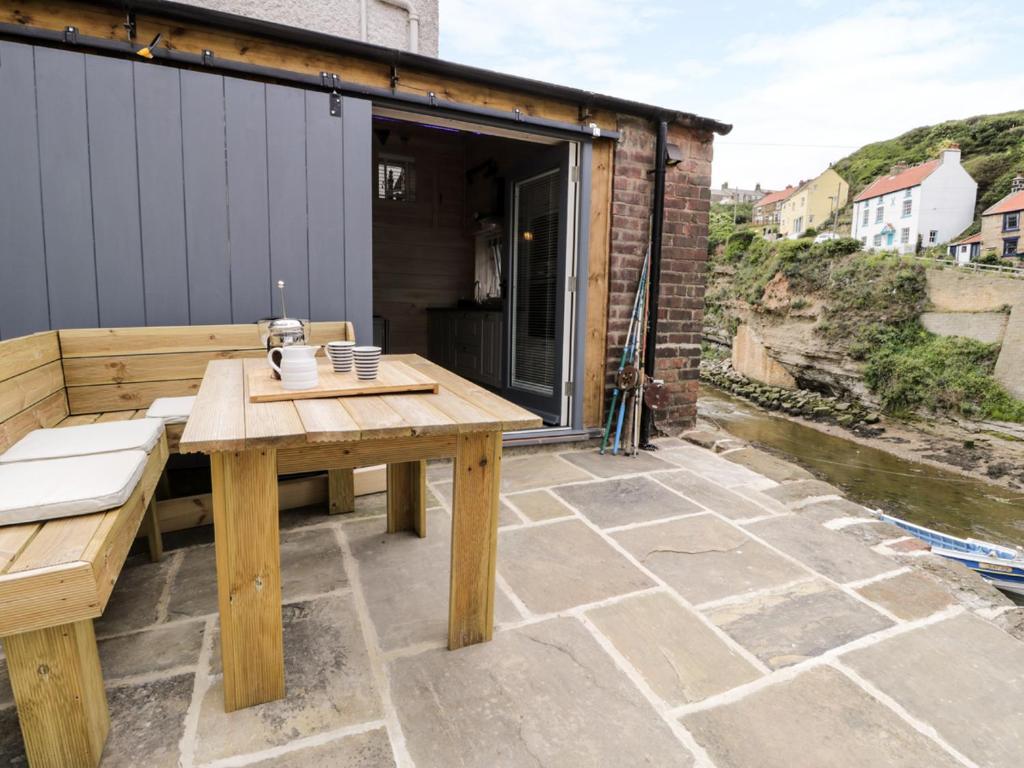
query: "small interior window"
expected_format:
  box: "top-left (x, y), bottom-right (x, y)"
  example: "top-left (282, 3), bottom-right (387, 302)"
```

top-left (377, 156), bottom-right (416, 202)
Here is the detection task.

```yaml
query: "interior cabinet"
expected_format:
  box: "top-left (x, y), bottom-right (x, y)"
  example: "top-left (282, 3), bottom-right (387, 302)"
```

top-left (427, 309), bottom-right (503, 388)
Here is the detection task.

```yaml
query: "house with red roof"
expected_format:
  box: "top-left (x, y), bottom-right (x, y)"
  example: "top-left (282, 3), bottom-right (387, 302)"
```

top-left (850, 145), bottom-right (977, 253)
top-left (752, 186), bottom-right (795, 236)
top-left (978, 174), bottom-right (1024, 258)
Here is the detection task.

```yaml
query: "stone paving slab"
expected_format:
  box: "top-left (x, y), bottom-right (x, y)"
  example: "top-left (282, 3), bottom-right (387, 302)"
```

top-left (719, 446), bottom-right (814, 483)
top-left (586, 591), bottom-right (762, 706)
top-left (505, 489), bottom-right (574, 521)
top-left (558, 448), bottom-right (675, 477)
top-left (431, 481), bottom-right (519, 527)
top-left (197, 594), bottom-right (382, 764)
top-left (744, 514), bottom-right (898, 583)
top-left (390, 617), bottom-right (693, 767)
top-left (95, 553), bottom-right (174, 637)
top-left (102, 674), bottom-right (194, 768)
top-left (706, 580), bottom-right (893, 669)
top-left (855, 571), bottom-right (955, 621)
top-left (346, 509), bottom-right (521, 651)
top-left (655, 470), bottom-right (776, 520)
top-left (682, 666), bottom-right (963, 768)
top-left (553, 475), bottom-right (701, 528)
top-left (99, 620), bottom-right (204, 681)
top-left (168, 526), bottom-right (349, 621)
top-left (798, 497), bottom-right (874, 523)
top-left (499, 519), bottom-right (654, 614)
top-left (762, 479), bottom-right (843, 506)
top-left (838, 519), bottom-right (910, 547)
top-left (844, 613), bottom-right (1024, 767)
top-left (0, 656), bottom-right (9, 708)
top-left (246, 728), bottom-right (396, 767)
top-left (658, 444), bottom-right (776, 489)
top-left (0, 707), bottom-right (23, 764)
top-left (499, 453), bottom-right (593, 492)
top-left (613, 514), bottom-right (806, 605)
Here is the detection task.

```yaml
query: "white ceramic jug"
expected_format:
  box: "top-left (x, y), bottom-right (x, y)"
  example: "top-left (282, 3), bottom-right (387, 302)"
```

top-left (268, 345), bottom-right (319, 390)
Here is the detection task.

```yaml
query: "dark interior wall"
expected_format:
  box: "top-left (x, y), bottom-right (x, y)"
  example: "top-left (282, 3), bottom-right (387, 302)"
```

top-left (372, 121), bottom-right (474, 355)
top-left (371, 120), bottom-right (538, 355)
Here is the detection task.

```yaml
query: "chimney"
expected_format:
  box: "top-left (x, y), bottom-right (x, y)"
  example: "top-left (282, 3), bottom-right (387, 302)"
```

top-left (721, 182), bottom-right (729, 190)
top-left (755, 182), bottom-right (762, 192)
top-left (940, 143), bottom-right (961, 165)
top-left (890, 162), bottom-right (909, 175)
top-left (1011, 173), bottom-right (1024, 193)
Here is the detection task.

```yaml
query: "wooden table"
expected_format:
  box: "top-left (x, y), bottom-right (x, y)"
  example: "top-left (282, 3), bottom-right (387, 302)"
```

top-left (178, 354), bottom-right (541, 712)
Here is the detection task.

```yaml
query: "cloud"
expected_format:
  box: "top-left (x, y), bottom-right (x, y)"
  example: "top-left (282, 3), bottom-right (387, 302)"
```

top-left (438, 0), bottom-right (1024, 189)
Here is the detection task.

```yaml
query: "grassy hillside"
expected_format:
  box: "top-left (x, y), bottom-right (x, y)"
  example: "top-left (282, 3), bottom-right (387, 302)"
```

top-left (832, 110), bottom-right (1024, 221)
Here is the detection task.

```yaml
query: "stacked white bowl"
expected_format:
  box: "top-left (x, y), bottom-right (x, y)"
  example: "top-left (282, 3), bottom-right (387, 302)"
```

top-left (326, 341), bottom-right (355, 373)
top-left (353, 346), bottom-right (382, 380)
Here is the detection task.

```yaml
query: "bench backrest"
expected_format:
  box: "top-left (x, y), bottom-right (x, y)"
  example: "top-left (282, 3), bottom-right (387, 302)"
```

top-left (58, 322), bottom-right (355, 415)
top-left (0, 332), bottom-right (68, 453)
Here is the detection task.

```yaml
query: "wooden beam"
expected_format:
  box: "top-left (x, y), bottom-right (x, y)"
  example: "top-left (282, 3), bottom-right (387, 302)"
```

top-left (0, 331), bottom-right (60, 383)
top-left (386, 461), bottom-right (426, 537)
top-left (143, 496), bottom-right (163, 563)
top-left (152, 466), bottom-right (386, 534)
top-left (0, 2), bottom-right (618, 132)
top-left (3, 620), bottom-right (109, 768)
top-left (66, 379), bottom-right (202, 415)
top-left (277, 434), bottom-right (457, 473)
top-left (584, 139), bottom-right (614, 429)
top-left (327, 468), bottom-right (355, 515)
top-left (448, 431), bottom-right (501, 650)
top-left (211, 448), bottom-right (285, 711)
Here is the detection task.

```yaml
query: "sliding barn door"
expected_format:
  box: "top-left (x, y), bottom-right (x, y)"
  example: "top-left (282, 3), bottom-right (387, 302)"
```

top-left (0, 41), bottom-right (372, 341)
top-left (504, 146), bottom-right (571, 425)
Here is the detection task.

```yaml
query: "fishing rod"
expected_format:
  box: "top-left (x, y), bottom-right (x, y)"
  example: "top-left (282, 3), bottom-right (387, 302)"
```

top-left (600, 244), bottom-right (650, 454)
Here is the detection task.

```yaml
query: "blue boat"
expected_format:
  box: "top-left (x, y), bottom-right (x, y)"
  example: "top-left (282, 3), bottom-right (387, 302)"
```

top-left (878, 513), bottom-right (1024, 597)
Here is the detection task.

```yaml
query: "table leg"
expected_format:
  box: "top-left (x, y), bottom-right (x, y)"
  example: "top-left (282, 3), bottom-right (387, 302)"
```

top-left (3, 620), bottom-right (109, 768)
top-left (211, 449), bottom-right (284, 712)
top-left (448, 431), bottom-right (501, 650)
top-left (143, 496), bottom-right (163, 563)
top-left (327, 468), bottom-right (355, 515)
top-left (387, 460), bottom-right (426, 537)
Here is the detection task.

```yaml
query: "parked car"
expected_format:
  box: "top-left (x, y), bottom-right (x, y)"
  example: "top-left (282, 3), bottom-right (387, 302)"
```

top-left (813, 232), bottom-right (840, 243)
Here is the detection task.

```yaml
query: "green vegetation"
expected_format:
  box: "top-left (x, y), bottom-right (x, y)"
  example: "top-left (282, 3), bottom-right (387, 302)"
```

top-left (707, 201), bottom-right (754, 252)
top-left (832, 110), bottom-right (1024, 220)
top-left (707, 234), bottom-right (1024, 423)
top-left (862, 323), bottom-right (1024, 422)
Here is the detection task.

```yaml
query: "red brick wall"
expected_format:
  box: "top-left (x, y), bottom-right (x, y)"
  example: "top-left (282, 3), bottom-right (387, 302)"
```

top-left (605, 116), bottom-right (713, 432)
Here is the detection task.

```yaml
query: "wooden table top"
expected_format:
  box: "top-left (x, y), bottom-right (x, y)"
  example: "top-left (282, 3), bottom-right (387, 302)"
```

top-left (179, 354), bottom-right (542, 454)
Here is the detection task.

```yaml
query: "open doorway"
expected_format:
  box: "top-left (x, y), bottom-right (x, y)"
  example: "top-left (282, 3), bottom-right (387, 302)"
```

top-left (371, 110), bottom-right (580, 427)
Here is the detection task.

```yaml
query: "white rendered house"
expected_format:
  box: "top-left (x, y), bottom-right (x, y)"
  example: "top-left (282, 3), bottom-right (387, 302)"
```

top-left (850, 146), bottom-right (977, 253)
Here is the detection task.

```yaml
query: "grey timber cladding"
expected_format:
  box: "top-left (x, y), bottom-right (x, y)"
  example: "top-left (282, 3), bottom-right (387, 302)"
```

top-left (0, 41), bottom-right (373, 342)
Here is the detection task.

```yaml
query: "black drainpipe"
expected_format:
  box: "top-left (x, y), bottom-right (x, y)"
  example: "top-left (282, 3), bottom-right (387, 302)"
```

top-left (639, 119), bottom-right (668, 448)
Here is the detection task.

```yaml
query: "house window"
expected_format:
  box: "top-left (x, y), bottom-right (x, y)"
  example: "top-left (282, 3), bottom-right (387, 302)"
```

top-left (793, 217), bottom-right (803, 232)
top-left (875, 206), bottom-right (884, 223)
top-left (900, 227), bottom-right (910, 244)
top-left (929, 230), bottom-right (938, 243)
top-left (862, 206), bottom-right (869, 226)
top-left (904, 189), bottom-right (912, 198)
top-left (809, 214), bottom-right (814, 223)
top-left (902, 199), bottom-right (912, 217)
top-left (376, 156), bottom-right (415, 202)
top-left (1005, 238), bottom-right (1020, 257)
top-left (1005, 212), bottom-right (1021, 232)
top-left (861, 236), bottom-right (867, 245)
top-left (873, 234), bottom-right (882, 247)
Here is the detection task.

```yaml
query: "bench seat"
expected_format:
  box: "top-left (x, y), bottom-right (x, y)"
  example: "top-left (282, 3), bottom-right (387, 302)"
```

top-left (0, 434), bottom-right (168, 767)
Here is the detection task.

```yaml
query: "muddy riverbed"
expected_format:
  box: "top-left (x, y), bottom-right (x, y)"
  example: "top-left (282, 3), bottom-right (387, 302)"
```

top-left (699, 385), bottom-right (1024, 549)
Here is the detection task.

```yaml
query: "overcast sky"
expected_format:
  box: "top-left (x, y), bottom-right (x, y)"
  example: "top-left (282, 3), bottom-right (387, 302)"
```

top-left (439, 0), bottom-right (1024, 191)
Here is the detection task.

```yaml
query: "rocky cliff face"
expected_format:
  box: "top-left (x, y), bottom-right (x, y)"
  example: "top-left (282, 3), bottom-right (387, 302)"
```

top-left (708, 269), bottom-right (877, 404)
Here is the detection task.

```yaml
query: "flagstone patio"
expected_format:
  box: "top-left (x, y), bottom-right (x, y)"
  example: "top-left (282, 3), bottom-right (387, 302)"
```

top-left (2, 437), bottom-right (1022, 767)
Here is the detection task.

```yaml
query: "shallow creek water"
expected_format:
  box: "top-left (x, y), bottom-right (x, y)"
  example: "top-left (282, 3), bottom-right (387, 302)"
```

top-left (699, 385), bottom-right (1024, 549)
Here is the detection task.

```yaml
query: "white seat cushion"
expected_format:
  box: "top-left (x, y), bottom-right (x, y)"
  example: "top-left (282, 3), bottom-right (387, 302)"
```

top-left (145, 396), bottom-right (196, 425)
top-left (0, 451), bottom-right (147, 525)
top-left (0, 418), bottom-right (164, 464)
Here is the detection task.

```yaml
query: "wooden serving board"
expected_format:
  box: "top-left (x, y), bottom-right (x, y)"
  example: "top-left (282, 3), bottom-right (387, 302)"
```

top-left (247, 359), bottom-right (439, 403)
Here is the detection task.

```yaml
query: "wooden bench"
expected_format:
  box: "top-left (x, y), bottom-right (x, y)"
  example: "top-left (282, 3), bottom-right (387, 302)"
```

top-left (0, 322), bottom-right (355, 767)
top-left (0, 331), bottom-right (169, 767)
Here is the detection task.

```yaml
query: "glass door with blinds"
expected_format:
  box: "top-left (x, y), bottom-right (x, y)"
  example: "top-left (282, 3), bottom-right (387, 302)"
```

top-left (504, 145), bottom-right (572, 425)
